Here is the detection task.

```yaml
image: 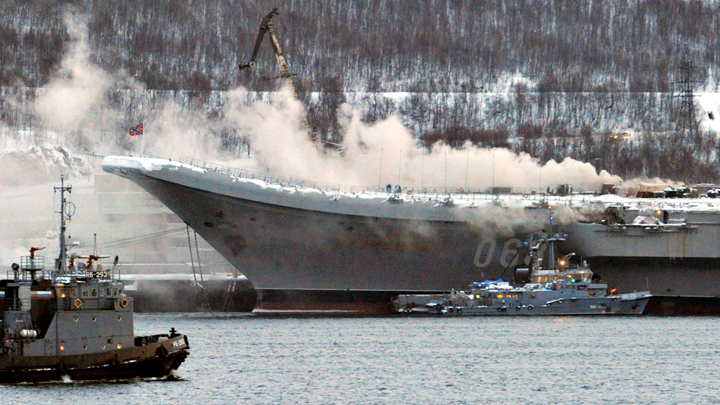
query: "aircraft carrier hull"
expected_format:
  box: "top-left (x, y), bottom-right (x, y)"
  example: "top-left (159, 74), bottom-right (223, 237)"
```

top-left (113, 178), bottom-right (538, 291)
top-left (103, 157), bottom-right (720, 314)
top-left (101, 157), bottom-right (556, 309)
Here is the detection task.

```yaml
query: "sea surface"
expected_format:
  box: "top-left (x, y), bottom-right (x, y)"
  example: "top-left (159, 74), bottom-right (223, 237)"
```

top-left (4, 313), bottom-right (719, 404)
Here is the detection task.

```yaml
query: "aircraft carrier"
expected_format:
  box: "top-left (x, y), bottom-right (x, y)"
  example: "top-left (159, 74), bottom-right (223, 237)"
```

top-left (102, 155), bottom-right (720, 315)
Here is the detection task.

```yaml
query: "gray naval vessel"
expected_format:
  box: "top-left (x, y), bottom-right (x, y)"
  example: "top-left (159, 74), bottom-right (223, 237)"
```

top-left (96, 8), bottom-right (720, 314)
top-left (98, 8), bottom-right (720, 315)
top-left (0, 177), bottom-right (189, 383)
top-left (101, 156), bottom-right (570, 313)
top-left (102, 156), bottom-right (720, 315)
top-left (393, 233), bottom-right (651, 316)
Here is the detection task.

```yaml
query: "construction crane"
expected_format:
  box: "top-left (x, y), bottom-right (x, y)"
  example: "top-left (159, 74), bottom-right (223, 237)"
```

top-left (239, 8), bottom-right (297, 97)
top-left (239, 8), bottom-right (344, 153)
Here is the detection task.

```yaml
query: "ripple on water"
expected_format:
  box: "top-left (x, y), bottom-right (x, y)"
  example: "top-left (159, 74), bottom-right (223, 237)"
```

top-left (3, 315), bottom-right (720, 404)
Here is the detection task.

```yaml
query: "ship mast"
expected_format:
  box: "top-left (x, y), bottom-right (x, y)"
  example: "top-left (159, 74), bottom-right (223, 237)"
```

top-left (54, 175), bottom-right (73, 277)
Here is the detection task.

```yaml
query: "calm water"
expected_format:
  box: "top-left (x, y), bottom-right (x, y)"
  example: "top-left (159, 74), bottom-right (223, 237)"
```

top-left (4, 314), bottom-right (720, 404)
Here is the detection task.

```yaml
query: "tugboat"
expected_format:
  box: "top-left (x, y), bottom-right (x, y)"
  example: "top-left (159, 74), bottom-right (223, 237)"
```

top-left (393, 232), bottom-right (652, 316)
top-left (0, 176), bottom-right (190, 383)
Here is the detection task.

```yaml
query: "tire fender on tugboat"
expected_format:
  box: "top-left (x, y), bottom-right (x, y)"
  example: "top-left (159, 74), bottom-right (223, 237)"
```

top-left (158, 345), bottom-right (170, 358)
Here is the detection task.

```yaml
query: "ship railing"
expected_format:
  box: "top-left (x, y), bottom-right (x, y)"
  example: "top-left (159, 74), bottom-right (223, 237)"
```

top-left (5, 256), bottom-right (47, 281)
top-left (179, 156), bottom-right (391, 194)
top-left (6, 270), bottom-right (47, 282)
top-left (20, 256), bottom-right (45, 271)
top-left (177, 157), bottom-right (583, 203)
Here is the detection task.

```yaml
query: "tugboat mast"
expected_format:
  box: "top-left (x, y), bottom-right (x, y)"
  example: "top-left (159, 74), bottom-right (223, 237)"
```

top-left (54, 175), bottom-right (73, 277)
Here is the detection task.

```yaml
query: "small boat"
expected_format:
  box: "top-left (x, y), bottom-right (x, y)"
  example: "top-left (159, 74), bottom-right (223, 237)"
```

top-left (393, 233), bottom-right (651, 316)
top-left (0, 176), bottom-right (190, 383)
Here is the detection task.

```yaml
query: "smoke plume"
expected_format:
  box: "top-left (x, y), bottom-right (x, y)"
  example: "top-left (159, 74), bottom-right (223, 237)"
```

top-left (1, 10), bottom-right (626, 265)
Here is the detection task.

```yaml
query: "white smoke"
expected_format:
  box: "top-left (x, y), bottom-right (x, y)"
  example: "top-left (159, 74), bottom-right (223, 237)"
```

top-left (34, 11), bottom-right (115, 135)
top-left (6, 10), bottom-right (623, 195)
top-left (1, 9), bottom-right (631, 265)
top-left (200, 83), bottom-right (623, 193)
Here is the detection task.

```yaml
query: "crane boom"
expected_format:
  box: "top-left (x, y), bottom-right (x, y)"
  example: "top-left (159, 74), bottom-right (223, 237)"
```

top-left (238, 8), bottom-right (343, 152)
top-left (239, 8), bottom-right (295, 92)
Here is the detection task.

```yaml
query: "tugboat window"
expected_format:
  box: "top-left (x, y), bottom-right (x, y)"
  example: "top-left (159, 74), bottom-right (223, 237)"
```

top-left (92, 289), bottom-right (97, 297)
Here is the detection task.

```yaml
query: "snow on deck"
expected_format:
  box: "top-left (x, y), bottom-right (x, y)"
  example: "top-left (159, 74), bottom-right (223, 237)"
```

top-left (102, 155), bottom-right (720, 215)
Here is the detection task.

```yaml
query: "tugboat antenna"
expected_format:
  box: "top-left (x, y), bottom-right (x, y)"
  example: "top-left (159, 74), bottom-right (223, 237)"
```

top-left (54, 175), bottom-right (73, 278)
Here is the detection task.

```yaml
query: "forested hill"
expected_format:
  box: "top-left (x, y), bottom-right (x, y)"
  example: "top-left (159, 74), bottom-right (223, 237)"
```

top-left (1, 0), bottom-right (719, 184)
top-left (1, 0), bottom-right (718, 92)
